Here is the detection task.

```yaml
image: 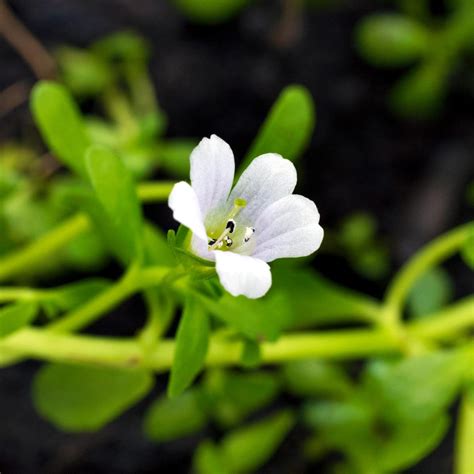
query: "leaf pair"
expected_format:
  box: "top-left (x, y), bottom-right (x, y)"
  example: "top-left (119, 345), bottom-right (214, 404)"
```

top-left (32, 82), bottom-right (144, 265)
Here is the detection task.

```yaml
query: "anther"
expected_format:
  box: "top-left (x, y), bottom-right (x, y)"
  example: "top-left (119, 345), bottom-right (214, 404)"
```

top-left (244, 227), bottom-right (255, 243)
top-left (224, 236), bottom-right (233, 247)
top-left (226, 219), bottom-right (236, 233)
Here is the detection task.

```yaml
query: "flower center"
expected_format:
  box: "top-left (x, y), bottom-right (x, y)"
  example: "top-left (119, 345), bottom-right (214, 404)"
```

top-left (207, 198), bottom-right (255, 251)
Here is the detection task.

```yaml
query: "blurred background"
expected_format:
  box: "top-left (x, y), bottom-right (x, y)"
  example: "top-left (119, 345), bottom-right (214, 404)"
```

top-left (0, 0), bottom-right (473, 472)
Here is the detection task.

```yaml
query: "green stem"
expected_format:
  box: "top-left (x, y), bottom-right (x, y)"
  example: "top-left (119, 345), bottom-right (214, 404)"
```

top-left (0, 181), bottom-right (174, 283)
top-left (48, 265), bottom-right (171, 333)
top-left (384, 222), bottom-right (473, 315)
top-left (455, 387), bottom-right (474, 474)
top-left (408, 296), bottom-right (474, 341)
top-left (0, 214), bottom-right (89, 282)
top-left (1, 298), bottom-right (472, 370)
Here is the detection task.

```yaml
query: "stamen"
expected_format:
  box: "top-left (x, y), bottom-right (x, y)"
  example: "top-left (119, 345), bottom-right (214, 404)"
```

top-left (244, 227), bottom-right (255, 243)
top-left (208, 198), bottom-right (247, 250)
top-left (226, 219), bottom-right (236, 233)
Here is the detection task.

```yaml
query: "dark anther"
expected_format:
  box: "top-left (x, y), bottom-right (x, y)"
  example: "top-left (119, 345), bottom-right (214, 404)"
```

top-left (226, 219), bottom-right (236, 233)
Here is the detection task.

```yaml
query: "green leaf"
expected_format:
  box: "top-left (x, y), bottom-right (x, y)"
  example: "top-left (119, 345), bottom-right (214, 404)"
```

top-left (31, 81), bottom-right (91, 177)
top-left (158, 139), bottom-right (196, 178)
top-left (220, 410), bottom-right (295, 472)
top-left (350, 244), bottom-right (390, 280)
top-left (143, 389), bottom-right (209, 442)
top-left (168, 297), bottom-right (210, 397)
top-left (363, 352), bottom-right (464, 423)
top-left (389, 58), bottom-right (448, 119)
top-left (56, 46), bottom-right (113, 97)
top-left (356, 14), bottom-right (430, 68)
top-left (33, 363), bottom-right (153, 432)
top-left (0, 302), bottom-right (38, 338)
top-left (241, 85), bottom-right (315, 170)
top-left (92, 30), bottom-right (150, 63)
top-left (203, 370), bottom-right (281, 428)
top-left (380, 415), bottom-right (450, 471)
top-left (303, 399), bottom-right (378, 472)
top-left (194, 440), bottom-right (231, 474)
top-left (282, 359), bottom-right (352, 398)
top-left (338, 212), bottom-right (377, 250)
top-left (199, 290), bottom-right (292, 341)
top-left (271, 265), bottom-right (379, 327)
top-left (85, 144), bottom-right (144, 263)
top-left (303, 400), bottom-right (374, 440)
top-left (461, 227), bottom-right (474, 270)
top-left (172, 0), bottom-right (250, 24)
top-left (407, 267), bottom-right (453, 318)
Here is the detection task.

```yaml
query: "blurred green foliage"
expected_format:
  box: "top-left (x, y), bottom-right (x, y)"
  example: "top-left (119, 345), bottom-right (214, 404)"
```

top-left (356, 1), bottom-right (474, 119)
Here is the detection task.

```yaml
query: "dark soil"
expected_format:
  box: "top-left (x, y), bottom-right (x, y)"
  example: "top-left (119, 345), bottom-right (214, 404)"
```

top-left (0, 0), bottom-right (472, 473)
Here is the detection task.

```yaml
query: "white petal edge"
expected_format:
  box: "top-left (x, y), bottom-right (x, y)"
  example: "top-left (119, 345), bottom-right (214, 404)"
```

top-left (252, 194), bottom-right (324, 262)
top-left (168, 181), bottom-right (208, 241)
top-left (227, 153), bottom-right (297, 223)
top-left (190, 134), bottom-right (235, 217)
top-left (214, 251), bottom-right (272, 299)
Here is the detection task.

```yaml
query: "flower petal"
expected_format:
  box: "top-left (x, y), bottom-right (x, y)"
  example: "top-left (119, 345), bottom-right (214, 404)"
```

top-left (228, 153), bottom-right (297, 223)
top-left (252, 195), bottom-right (324, 262)
top-left (191, 134), bottom-right (235, 217)
top-left (168, 181), bottom-right (208, 241)
top-left (214, 251), bottom-right (272, 299)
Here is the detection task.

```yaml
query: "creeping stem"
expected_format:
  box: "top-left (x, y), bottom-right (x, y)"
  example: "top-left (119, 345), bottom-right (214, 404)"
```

top-left (0, 181), bottom-right (175, 283)
top-left (384, 222), bottom-right (473, 316)
top-left (0, 302), bottom-right (473, 370)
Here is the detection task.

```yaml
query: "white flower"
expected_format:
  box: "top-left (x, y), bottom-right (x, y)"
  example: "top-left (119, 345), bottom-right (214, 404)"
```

top-left (168, 134), bottom-right (324, 299)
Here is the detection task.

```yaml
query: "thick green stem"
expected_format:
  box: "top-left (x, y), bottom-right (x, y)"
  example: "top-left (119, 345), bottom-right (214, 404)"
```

top-left (0, 181), bottom-right (174, 283)
top-left (0, 299), bottom-right (472, 370)
top-left (455, 387), bottom-right (474, 474)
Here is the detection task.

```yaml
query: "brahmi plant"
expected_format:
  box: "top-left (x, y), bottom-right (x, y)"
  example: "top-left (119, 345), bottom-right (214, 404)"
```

top-left (0, 80), bottom-right (473, 474)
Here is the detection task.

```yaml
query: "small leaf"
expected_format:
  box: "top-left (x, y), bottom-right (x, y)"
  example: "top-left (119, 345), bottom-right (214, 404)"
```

top-left (241, 85), bottom-right (315, 170)
top-left (363, 351), bottom-right (464, 423)
top-left (220, 410), bottom-right (295, 472)
top-left (271, 265), bottom-right (379, 327)
top-left (338, 212), bottom-right (377, 250)
top-left (172, 0), bottom-right (250, 24)
top-left (0, 302), bottom-right (38, 338)
top-left (282, 359), bottom-right (353, 398)
top-left (56, 46), bottom-right (113, 97)
top-left (203, 370), bottom-right (281, 428)
top-left (168, 297), bottom-right (210, 397)
top-left (389, 59), bottom-right (448, 119)
top-left (85, 144), bottom-right (144, 263)
top-left (380, 415), bottom-right (449, 471)
top-left (407, 267), bottom-right (453, 318)
top-left (31, 81), bottom-right (91, 177)
top-left (143, 389), bottom-right (208, 442)
top-left (199, 290), bottom-right (292, 341)
top-left (33, 363), bottom-right (153, 432)
top-left (194, 440), bottom-right (231, 474)
top-left (461, 227), bottom-right (474, 270)
top-left (356, 14), bottom-right (430, 68)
